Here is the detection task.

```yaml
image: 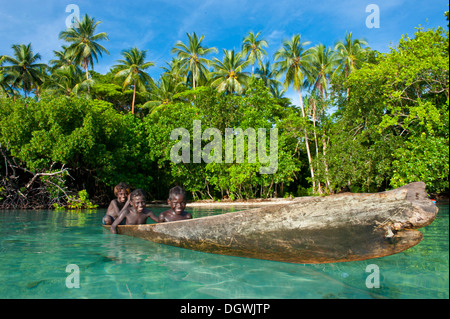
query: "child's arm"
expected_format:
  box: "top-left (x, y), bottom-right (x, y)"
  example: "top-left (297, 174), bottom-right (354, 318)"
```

top-left (158, 211), bottom-right (167, 223)
top-left (119, 196), bottom-right (131, 214)
top-left (146, 210), bottom-right (158, 223)
top-left (110, 209), bottom-right (128, 234)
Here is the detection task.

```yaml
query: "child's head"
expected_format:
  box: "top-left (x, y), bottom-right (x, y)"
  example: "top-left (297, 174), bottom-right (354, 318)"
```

top-left (130, 189), bottom-right (146, 213)
top-left (169, 186), bottom-right (186, 200)
top-left (114, 182), bottom-right (130, 204)
top-left (168, 186), bottom-right (186, 215)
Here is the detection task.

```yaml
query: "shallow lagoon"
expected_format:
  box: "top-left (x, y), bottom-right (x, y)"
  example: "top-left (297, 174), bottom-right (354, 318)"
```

top-left (0, 203), bottom-right (448, 299)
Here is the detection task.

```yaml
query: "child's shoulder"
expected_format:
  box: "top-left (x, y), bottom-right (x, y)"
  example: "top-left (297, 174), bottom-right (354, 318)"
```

top-left (159, 208), bottom-right (171, 215)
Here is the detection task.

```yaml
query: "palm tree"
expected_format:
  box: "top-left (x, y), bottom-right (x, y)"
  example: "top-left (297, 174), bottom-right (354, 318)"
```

top-left (45, 65), bottom-right (93, 97)
top-left (161, 57), bottom-right (186, 84)
top-left (304, 44), bottom-right (339, 193)
top-left (273, 34), bottom-right (316, 192)
top-left (1, 43), bottom-right (47, 98)
top-left (0, 70), bottom-right (15, 97)
top-left (210, 49), bottom-right (251, 94)
top-left (49, 46), bottom-right (73, 70)
top-left (143, 74), bottom-right (185, 115)
top-left (334, 32), bottom-right (369, 100)
top-left (305, 44), bottom-right (338, 99)
top-left (242, 31), bottom-right (268, 75)
top-left (59, 14), bottom-right (109, 82)
top-left (171, 32), bottom-right (217, 90)
top-left (0, 56), bottom-right (12, 97)
top-left (270, 82), bottom-right (291, 107)
top-left (114, 47), bottom-right (155, 114)
top-left (255, 61), bottom-right (281, 95)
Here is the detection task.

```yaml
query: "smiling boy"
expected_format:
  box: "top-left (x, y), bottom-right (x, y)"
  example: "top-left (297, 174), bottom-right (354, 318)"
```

top-left (158, 186), bottom-right (192, 223)
top-left (102, 182), bottom-right (130, 225)
top-left (110, 189), bottom-right (158, 234)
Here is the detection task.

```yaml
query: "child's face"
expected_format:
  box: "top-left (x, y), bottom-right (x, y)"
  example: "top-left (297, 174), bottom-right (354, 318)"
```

top-left (131, 195), bottom-right (146, 213)
top-left (117, 189), bottom-right (128, 204)
top-left (168, 194), bottom-right (186, 215)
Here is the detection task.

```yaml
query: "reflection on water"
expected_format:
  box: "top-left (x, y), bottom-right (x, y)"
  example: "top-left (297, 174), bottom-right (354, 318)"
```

top-left (0, 203), bottom-right (448, 299)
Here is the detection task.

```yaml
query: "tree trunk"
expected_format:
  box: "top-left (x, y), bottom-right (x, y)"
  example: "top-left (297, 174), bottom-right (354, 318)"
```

top-left (311, 98), bottom-right (321, 194)
top-left (322, 134), bottom-right (331, 192)
top-left (192, 65), bottom-right (196, 90)
top-left (132, 79), bottom-right (136, 114)
top-left (298, 89), bottom-right (315, 193)
top-left (85, 61), bottom-right (90, 94)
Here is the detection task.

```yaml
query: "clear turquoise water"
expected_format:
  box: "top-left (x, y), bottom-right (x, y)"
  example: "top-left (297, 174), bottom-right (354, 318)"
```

top-left (0, 203), bottom-right (448, 299)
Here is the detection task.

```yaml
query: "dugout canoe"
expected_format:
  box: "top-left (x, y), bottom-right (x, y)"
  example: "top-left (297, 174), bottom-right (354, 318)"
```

top-left (104, 182), bottom-right (438, 264)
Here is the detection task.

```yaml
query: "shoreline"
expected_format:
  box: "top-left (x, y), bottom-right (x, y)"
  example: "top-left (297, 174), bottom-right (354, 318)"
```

top-left (147, 193), bottom-right (450, 208)
top-left (2, 193), bottom-right (447, 210)
top-left (148, 197), bottom-right (302, 208)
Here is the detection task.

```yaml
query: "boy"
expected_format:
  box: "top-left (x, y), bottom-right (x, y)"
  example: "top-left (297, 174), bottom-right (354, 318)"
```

top-left (110, 189), bottom-right (158, 234)
top-left (158, 186), bottom-right (192, 223)
top-left (102, 182), bottom-right (130, 225)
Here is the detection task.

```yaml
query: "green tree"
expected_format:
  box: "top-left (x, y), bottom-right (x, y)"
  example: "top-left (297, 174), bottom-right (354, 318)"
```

top-left (143, 74), bottom-right (186, 115)
top-left (0, 63), bottom-right (18, 98)
top-left (210, 49), bottom-right (251, 94)
top-left (334, 32), bottom-right (369, 100)
top-left (171, 32), bottom-right (218, 90)
top-left (59, 14), bottom-right (109, 82)
top-left (114, 47), bottom-right (155, 114)
top-left (242, 31), bottom-right (268, 74)
top-left (255, 61), bottom-right (282, 97)
top-left (0, 95), bottom-right (157, 205)
top-left (48, 46), bottom-right (73, 70)
top-left (274, 34), bottom-right (316, 192)
top-left (305, 44), bottom-right (337, 99)
top-left (45, 65), bottom-right (93, 97)
top-left (1, 43), bottom-right (47, 98)
top-left (304, 44), bottom-right (338, 193)
top-left (329, 27), bottom-right (449, 193)
top-left (144, 79), bottom-right (300, 200)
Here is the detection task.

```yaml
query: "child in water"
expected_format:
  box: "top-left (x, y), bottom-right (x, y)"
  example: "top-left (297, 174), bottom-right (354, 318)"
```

top-left (158, 186), bottom-right (192, 222)
top-left (110, 189), bottom-right (158, 234)
top-left (102, 182), bottom-right (130, 225)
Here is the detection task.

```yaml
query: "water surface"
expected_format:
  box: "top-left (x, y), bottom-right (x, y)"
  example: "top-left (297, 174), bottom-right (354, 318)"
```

top-left (0, 203), bottom-right (448, 299)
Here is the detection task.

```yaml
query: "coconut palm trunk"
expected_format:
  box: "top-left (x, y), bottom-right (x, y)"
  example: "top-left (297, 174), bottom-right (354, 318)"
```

top-left (132, 78), bottom-right (136, 114)
top-left (298, 89), bottom-right (315, 192)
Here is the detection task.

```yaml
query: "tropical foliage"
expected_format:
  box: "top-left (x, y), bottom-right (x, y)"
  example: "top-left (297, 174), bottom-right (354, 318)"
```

top-left (0, 12), bottom-right (448, 208)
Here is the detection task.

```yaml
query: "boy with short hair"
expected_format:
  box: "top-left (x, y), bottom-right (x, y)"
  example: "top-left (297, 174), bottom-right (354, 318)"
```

top-left (102, 182), bottom-right (130, 225)
top-left (158, 186), bottom-right (192, 223)
top-left (110, 189), bottom-right (158, 234)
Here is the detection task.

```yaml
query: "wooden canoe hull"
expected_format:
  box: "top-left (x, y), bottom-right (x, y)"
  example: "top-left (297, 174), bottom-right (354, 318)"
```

top-left (105, 182), bottom-right (437, 264)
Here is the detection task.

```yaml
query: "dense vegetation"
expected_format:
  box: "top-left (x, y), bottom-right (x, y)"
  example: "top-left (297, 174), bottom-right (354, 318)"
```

top-left (0, 13), bottom-right (448, 209)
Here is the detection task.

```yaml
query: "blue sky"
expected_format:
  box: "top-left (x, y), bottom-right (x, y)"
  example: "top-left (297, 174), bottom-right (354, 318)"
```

top-left (0, 0), bottom-right (447, 103)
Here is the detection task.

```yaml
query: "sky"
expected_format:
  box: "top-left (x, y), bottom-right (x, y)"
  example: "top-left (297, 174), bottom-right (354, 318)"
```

top-left (0, 0), bottom-right (447, 104)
